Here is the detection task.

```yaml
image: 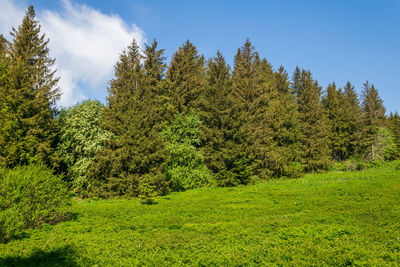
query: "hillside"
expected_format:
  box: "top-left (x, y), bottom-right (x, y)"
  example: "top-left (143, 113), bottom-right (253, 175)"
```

top-left (1, 162), bottom-right (400, 266)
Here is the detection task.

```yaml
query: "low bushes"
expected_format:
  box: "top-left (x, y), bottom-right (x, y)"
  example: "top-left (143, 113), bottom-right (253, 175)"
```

top-left (0, 165), bottom-right (71, 243)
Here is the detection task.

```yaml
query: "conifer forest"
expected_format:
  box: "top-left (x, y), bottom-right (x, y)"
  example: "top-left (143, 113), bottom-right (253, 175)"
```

top-left (0, 5), bottom-right (399, 266)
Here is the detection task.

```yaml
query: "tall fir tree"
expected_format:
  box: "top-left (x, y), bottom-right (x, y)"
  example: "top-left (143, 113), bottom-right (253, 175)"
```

top-left (91, 39), bottom-right (169, 197)
top-left (91, 39), bottom-right (144, 196)
top-left (294, 69), bottom-right (330, 171)
top-left (323, 82), bottom-right (347, 161)
top-left (166, 40), bottom-right (205, 114)
top-left (228, 39), bottom-right (262, 182)
top-left (388, 112), bottom-right (400, 158)
top-left (247, 57), bottom-right (278, 177)
top-left (270, 66), bottom-right (301, 177)
top-left (342, 81), bottom-right (363, 158)
top-left (360, 81), bottom-right (386, 160)
top-left (131, 39), bottom-right (169, 195)
top-left (199, 51), bottom-right (232, 178)
top-left (0, 6), bottom-right (60, 168)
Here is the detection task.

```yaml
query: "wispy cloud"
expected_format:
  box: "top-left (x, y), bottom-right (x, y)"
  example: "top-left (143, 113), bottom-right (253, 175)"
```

top-left (0, 0), bottom-right (146, 106)
top-left (0, 0), bottom-right (24, 36)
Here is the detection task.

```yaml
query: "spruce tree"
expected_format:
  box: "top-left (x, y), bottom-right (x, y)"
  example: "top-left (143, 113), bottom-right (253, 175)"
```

top-left (247, 57), bottom-right (278, 177)
top-left (360, 81), bottom-right (386, 160)
top-left (199, 51), bottom-right (232, 178)
top-left (388, 112), bottom-right (400, 158)
top-left (91, 39), bottom-right (144, 196)
top-left (227, 39), bottom-right (263, 182)
top-left (91, 39), bottom-right (169, 197)
top-left (130, 39), bottom-right (169, 196)
top-left (342, 81), bottom-right (363, 158)
top-left (271, 66), bottom-right (301, 177)
top-left (166, 40), bottom-right (205, 113)
top-left (294, 69), bottom-right (330, 171)
top-left (323, 82), bottom-right (346, 161)
top-left (0, 6), bottom-right (60, 168)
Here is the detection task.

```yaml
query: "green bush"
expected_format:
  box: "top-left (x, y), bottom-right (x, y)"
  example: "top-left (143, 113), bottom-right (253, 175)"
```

top-left (0, 165), bottom-right (71, 243)
top-left (162, 112), bottom-right (214, 191)
top-left (57, 100), bottom-right (111, 196)
top-left (283, 162), bottom-right (304, 178)
top-left (0, 208), bottom-right (24, 243)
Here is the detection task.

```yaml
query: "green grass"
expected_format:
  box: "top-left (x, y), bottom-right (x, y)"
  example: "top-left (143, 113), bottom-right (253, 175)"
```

top-left (1, 162), bottom-right (400, 266)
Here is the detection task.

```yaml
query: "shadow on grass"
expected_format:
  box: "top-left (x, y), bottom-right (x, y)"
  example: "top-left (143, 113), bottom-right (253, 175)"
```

top-left (0, 245), bottom-right (85, 267)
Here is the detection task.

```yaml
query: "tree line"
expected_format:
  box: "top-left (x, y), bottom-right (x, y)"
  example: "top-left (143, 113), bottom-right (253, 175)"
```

top-left (1, 6), bottom-right (400, 200)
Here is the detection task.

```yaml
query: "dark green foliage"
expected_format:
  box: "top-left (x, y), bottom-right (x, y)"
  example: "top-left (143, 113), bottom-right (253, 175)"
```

top-left (388, 112), bottom-right (400, 157)
top-left (166, 40), bottom-right (205, 113)
top-left (230, 40), bottom-right (302, 179)
top-left (199, 52), bottom-right (232, 175)
top-left (294, 68), bottom-right (331, 171)
top-left (57, 100), bottom-right (111, 196)
top-left (0, 165), bottom-right (70, 243)
top-left (342, 82), bottom-right (363, 157)
top-left (91, 39), bottom-right (168, 197)
top-left (323, 82), bottom-right (362, 161)
top-left (267, 66), bottom-right (301, 177)
top-left (162, 112), bottom-right (213, 191)
top-left (360, 81), bottom-right (386, 160)
top-left (0, 6), bottom-right (60, 168)
top-left (229, 40), bottom-right (260, 180)
top-left (323, 83), bottom-right (345, 160)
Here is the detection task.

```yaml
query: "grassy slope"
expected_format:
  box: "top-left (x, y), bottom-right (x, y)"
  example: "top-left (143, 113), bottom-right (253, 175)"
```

top-left (1, 162), bottom-right (400, 266)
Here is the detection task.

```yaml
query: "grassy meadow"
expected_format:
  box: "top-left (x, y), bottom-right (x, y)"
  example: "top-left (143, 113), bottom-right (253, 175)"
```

top-left (1, 162), bottom-right (400, 266)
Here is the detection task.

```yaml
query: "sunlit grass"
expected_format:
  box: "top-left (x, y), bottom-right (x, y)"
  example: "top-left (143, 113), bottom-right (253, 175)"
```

top-left (1, 161), bottom-right (400, 266)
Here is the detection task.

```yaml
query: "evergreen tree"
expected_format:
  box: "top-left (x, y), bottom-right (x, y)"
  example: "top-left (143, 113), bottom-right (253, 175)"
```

top-left (0, 6), bottom-right (60, 168)
top-left (342, 82), bottom-right (363, 158)
top-left (323, 82), bottom-right (346, 160)
top-left (360, 81), bottom-right (386, 160)
top-left (166, 40), bottom-right (205, 113)
top-left (91, 39), bottom-right (169, 197)
top-left (90, 39), bottom-right (144, 196)
top-left (270, 66), bottom-right (302, 177)
top-left (294, 69), bottom-right (330, 171)
top-left (247, 57), bottom-right (278, 177)
top-left (199, 51), bottom-right (232, 177)
top-left (388, 112), bottom-right (400, 158)
top-left (227, 39), bottom-right (263, 182)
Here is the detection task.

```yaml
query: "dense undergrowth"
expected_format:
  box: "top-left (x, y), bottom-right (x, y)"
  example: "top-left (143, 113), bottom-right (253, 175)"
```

top-left (0, 165), bottom-right (71, 243)
top-left (1, 162), bottom-right (399, 266)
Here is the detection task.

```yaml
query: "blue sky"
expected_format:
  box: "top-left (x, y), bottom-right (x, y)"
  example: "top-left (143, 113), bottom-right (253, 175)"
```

top-left (1, 0), bottom-right (399, 113)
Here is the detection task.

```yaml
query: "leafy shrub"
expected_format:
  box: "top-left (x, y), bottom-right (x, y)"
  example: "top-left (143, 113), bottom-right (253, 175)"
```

top-left (162, 112), bottom-right (214, 191)
top-left (283, 162), bottom-right (304, 178)
top-left (356, 161), bottom-right (367, 170)
top-left (0, 208), bottom-right (24, 243)
top-left (57, 100), bottom-right (111, 196)
top-left (0, 165), bottom-right (71, 243)
top-left (329, 158), bottom-right (371, 172)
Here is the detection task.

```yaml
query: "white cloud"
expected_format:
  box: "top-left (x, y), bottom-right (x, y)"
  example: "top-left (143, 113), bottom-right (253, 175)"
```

top-left (0, 0), bottom-right (146, 107)
top-left (0, 0), bottom-right (24, 36)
